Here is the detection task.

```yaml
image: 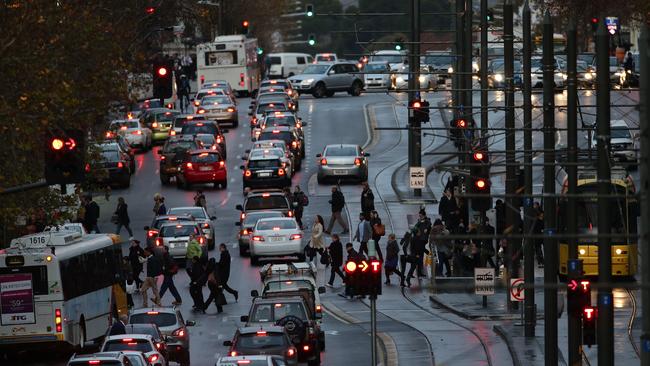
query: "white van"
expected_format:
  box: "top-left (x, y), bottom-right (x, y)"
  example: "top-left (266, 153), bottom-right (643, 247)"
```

top-left (266, 53), bottom-right (314, 78)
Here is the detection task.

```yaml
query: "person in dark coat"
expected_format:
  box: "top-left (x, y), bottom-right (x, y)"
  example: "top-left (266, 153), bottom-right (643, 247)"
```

top-left (369, 210), bottom-right (384, 260)
top-left (495, 199), bottom-right (506, 234)
top-left (159, 246), bottom-right (182, 306)
top-left (384, 233), bottom-right (403, 285)
top-left (411, 209), bottom-right (432, 277)
top-left (203, 258), bottom-right (225, 313)
top-left (108, 315), bottom-right (128, 336)
top-left (217, 243), bottom-right (239, 301)
top-left (189, 256), bottom-right (205, 312)
top-left (83, 193), bottom-right (100, 233)
top-left (360, 182), bottom-right (375, 215)
top-left (534, 210), bottom-right (545, 267)
top-left (438, 188), bottom-right (457, 228)
top-left (326, 234), bottom-right (345, 287)
top-left (128, 239), bottom-right (145, 288)
top-left (114, 197), bottom-right (133, 238)
top-left (326, 186), bottom-right (349, 234)
top-left (292, 185), bottom-right (306, 229)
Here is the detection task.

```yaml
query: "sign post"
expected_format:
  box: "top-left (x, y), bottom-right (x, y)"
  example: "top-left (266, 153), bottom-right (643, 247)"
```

top-left (475, 268), bottom-right (495, 308)
top-left (511, 278), bottom-right (525, 326)
top-left (409, 167), bottom-right (426, 190)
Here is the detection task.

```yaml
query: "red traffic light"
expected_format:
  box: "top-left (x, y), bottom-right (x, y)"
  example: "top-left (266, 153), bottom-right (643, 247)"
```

top-left (591, 17), bottom-right (598, 24)
top-left (457, 119), bottom-right (467, 128)
top-left (583, 306), bottom-right (596, 320)
top-left (51, 137), bottom-right (77, 151)
top-left (580, 280), bottom-right (590, 292)
top-left (472, 151), bottom-right (485, 161)
top-left (157, 67), bottom-right (168, 77)
top-left (370, 260), bottom-right (381, 273)
top-left (51, 138), bottom-right (64, 151)
top-left (242, 20), bottom-right (249, 27)
top-left (145, 6), bottom-right (155, 15)
top-left (412, 101), bottom-right (421, 108)
top-left (345, 261), bottom-right (357, 273)
top-left (475, 178), bottom-right (487, 190)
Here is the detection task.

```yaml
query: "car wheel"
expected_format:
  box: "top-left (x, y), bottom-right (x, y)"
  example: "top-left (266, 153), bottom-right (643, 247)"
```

top-left (313, 83), bottom-right (326, 98)
top-left (251, 255), bottom-right (259, 266)
top-left (350, 81), bottom-right (362, 96)
top-left (319, 332), bottom-right (326, 350)
top-left (325, 90), bottom-right (335, 97)
top-left (160, 174), bottom-right (170, 185)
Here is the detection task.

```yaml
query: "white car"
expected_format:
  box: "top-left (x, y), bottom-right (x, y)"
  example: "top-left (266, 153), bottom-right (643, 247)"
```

top-left (155, 221), bottom-right (207, 259)
top-left (167, 206), bottom-right (217, 250)
top-left (531, 56), bottom-right (566, 89)
top-left (109, 119), bottom-right (152, 150)
top-left (363, 61), bottom-right (391, 89)
top-left (588, 119), bottom-right (636, 163)
top-left (391, 65), bottom-right (435, 90)
top-left (192, 88), bottom-right (232, 113)
top-left (249, 217), bottom-right (304, 265)
top-left (100, 334), bottom-right (167, 366)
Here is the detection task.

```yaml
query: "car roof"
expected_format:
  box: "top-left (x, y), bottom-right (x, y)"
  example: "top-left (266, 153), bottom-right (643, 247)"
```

top-left (188, 149), bottom-right (222, 156)
top-left (257, 217), bottom-right (295, 223)
top-left (325, 144), bottom-right (358, 149)
top-left (106, 334), bottom-right (153, 341)
top-left (168, 135), bottom-right (198, 142)
top-left (159, 221), bottom-right (199, 228)
top-left (253, 295), bottom-right (305, 304)
top-left (129, 306), bottom-right (178, 314)
top-left (262, 126), bottom-right (292, 132)
top-left (247, 190), bottom-right (285, 197)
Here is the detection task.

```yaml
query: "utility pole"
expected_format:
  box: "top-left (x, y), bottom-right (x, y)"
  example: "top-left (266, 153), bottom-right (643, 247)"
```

top-left (408, 0), bottom-right (422, 197)
top-left (566, 19), bottom-right (582, 366)
top-left (464, 0), bottom-right (473, 137)
top-left (503, 0), bottom-right (517, 312)
top-left (479, 0), bottom-right (488, 144)
top-left (454, 0), bottom-right (465, 153)
top-left (639, 23), bottom-right (650, 366)
top-left (542, 11), bottom-right (558, 366)
top-left (522, 0), bottom-right (535, 338)
top-left (596, 19), bottom-right (613, 366)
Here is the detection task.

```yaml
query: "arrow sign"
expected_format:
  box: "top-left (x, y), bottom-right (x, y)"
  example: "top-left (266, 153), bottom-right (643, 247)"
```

top-left (359, 260), bottom-right (369, 272)
top-left (568, 279), bottom-right (578, 291)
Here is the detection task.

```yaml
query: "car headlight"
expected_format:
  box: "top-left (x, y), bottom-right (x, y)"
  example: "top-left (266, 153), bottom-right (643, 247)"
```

top-left (447, 66), bottom-right (454, 74)
top-left (494, 74), bottom-right (504, 82)
top-left (302, 78), bottom-right (314, 85)
top-left (418, 75), bottom-right (426, 83)
top-left (584, 72), bottom-right (593, 80)
top-left (396, 77), bottom-right (404, 83)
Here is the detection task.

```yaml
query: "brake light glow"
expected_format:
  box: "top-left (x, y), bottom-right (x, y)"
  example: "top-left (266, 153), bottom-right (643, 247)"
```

top-left (203, 223), bottom-right (210, 228)
top-left (194, 100), bottom-right (200, 107)
top-left (117, 162), bottom-right (124, 169)
top-left (316, 305), bottom-right (322, 312)
top-left (199, 236), bottom-right (205, 245)
top-left (105, 131), bottom-right (114, 138)
top-left (149, 355), bottom-right (159, 363)
top-left (240, 212), bottom-right (246, 220)
top-left (240, 73), bottom-right (245, 87)
top-left (287, 89), bottom-right (293, 95)
top-left (160, 155), bottom-right (166, 160)
top-left (216, 136), bottom-right (222, 144)
top-left (131, 130), bottom-right (143, 135)
top-left (219, 160), bottom-right (225, 168)
top-left (287, 348), bottom-right (295, 357)
top-left (272, 130), bottom-right (280, 134)
top-left (278, 168), bottom-right (285, 176)
top-left (256, 330), bottom-right (267, 336)
top-left (237, 361), bottom-right (251, 365)
top-left (241, 229), bottom-right (249, 235)
top-left (88, 361), bottom-right (101, 365)
top-left (55, 309), bottom-right (62, 332)
top-left (287, 210), bottom-right (294, 217)
top-left (152, 122), bottom-right (158, 128)
top-left (199, 152), bottom-right (209, 157)
top-left (197, 109), bottom-right (205, 114)
top-left (186, 162), bottom-right (193, 169)
top-left (227, 107), bottom-right (235, 112)
top-left (155, 238), bottom-right (163, 246)
top-left (147, 230), bottom-right (158, 237)
top-left (354, 158), bottom-right (362, 166)
top-left (170, 130), bottom-right (176, 136)
top-left (320, 158), bottom-right (327, 165)
top-left (244, 170), bottom-right (252, 177)
top-left (262, 193), bottom-right (270, 197)
top-left (230, 351), bottom-right (238, 357)
top-left (121, 338), bottom-right (133, 342)
top-left (252, 236), bottom-right (264, 242)
top-left (290, 234), bottom-right (302, 240)
top-left (120, 126), bottom-right (127, 131)
top-left (172, 328), bottom-right (185, 337)
top-left (303, 345), bottom-right (310, 351)
top-left (291, 141), bottom-right (297, 148)
top-left (196, 122), bottom-right (204, 126)
top-left (146, 311), bottom-right (159, 315)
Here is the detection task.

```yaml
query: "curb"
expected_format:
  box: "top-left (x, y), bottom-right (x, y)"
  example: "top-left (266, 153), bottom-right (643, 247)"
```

top-left (493, 325), bottom-right (522, 366)
top-left (429, 295), bottom-right (525, 321)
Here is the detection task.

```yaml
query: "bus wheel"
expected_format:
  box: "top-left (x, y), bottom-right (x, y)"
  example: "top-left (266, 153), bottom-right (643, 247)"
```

top-left (78, 319), bottom-right (87, 349)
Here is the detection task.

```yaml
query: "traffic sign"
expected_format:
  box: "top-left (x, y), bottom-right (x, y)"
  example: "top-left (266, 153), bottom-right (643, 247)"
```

top-left (474, 268), bottom-right (495, 295)
top-left (510, 278), bottom-right (525, 301)
top-left (605, 16), bottom-right (619, 35)
top-left (409, 167), bottom-right (426, 189)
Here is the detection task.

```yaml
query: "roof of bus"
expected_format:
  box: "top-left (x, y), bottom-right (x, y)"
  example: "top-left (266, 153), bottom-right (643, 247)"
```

top-left (5, 233), bottom-right (122, 260)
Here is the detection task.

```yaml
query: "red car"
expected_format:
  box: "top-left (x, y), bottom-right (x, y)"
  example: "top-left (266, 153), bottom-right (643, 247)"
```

top-left (176, 149), bottom-right (227, 189)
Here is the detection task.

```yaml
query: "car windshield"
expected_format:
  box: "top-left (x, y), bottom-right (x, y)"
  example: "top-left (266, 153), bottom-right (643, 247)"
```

top-left (301, 64), bottom-right (330, 74)
top-left (250, 303), bottom-right (307, 322)
top-left (182, 124), bottom-right (218, 135)
top-left (236, 333), bottom-right (287, 348)
top-left (325, 146), bottom-right (358, 156)
top-left (125, 325), bottom-right (158, 339)
top-left (260, 86), bottom-right (287, 93)
top-left (256, 219), bottom-right (296, 231)
top-left (130, 312), bottom-right (177, 327)
top-left (611, 128), bottom-right (631, 139)
top-left (243, 212), bottom-right (285, 226)
top-left (317, 55), bottom-right (336, 62)
top-left (190, 152), bottom-right (221, 163)
top-left (160, 224), bottom-right (198, 237)
top-left (245, 196), bottom-right (289, 210)
top-left (103, 339), bottom-right (153, 353)
top-left (164, 141), bottom-right (197, 153)
top-left (195, 134), bottom-right (216, 146)
top-left (259, 132), bottom-right (291, 144)
top-left (265, 115), bottom-right (296, 126)
top-left (249, 150), bottom-right (281, 159)
top-left (424, 55), bottom-right (453, 66)
top-left (101, 150), bottom-right (120, 162)
top-left (257, 103), bottom-right (287, 114)
top-left (364, 63), bottom-right (388, 72)
top-left (201, 96), bottom-right (231, 105)
top-left (168, 207), bottom-right (207, 219)
top-left (248, 159), bottom-right (281, 169)
top-left (372, 54), bottom-right (403, 63)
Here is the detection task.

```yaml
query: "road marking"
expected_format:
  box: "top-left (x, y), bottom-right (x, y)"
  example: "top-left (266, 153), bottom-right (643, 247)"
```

top-left (307, 173), bottom-right (317, 195)
top-left (219, 192), bottom-right (232, 207)
top-left (238, 143), bottom-right (243, 148)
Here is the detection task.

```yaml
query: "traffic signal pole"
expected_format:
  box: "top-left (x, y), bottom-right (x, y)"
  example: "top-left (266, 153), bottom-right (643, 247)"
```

top-left (454, 0), bottom-right (465, 163)
top-left (408, 0), bottom-right (422, 197)
top-left (639, 23), bottom-right (650, 366)
top-left (542, 11), bottom-right (559, 366)
top-left (596, 19), bottom-right (614, 366)
top-left (479, 0), bottom-right (488, 144)
top-left (370, 296), bottom-right (377, 365)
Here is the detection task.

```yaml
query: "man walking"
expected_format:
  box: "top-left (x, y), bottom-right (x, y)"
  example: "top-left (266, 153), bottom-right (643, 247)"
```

top-left (114, 197), bottom-right (133, 238)
top-left (83, 193), bottom-right (100, 233)
top-left (326, 186), bottom-right (348, 234)
top-left (217, 243), bottom-right (239, 301)
top-left (412, 209), bottom-right (432, 277)
top-left (139, 249), bottom-right (162, 307)
top-left (326, 234), bottom-right (345, 287)
top-left (354, 212), bottom-right (372, 256)
top-left (128, 239), bottom-right (145, 289)
top-left (360, 182), bottom-right (375, 216)
top-left (159, 246), bottom-right (182, 306)
top-left (292, 185), bottom-right (307, 229)
top-left (185, 233), bottom-right (203, 277)
top-left (189, 256), bottom-right (205, 312)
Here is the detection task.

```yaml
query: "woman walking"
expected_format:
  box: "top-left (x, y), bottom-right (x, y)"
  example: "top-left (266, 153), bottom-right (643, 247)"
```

top-left (384, 233), bottom-right (403, 285)
top-left (308, 215), bottom-right (325, 262)
top-left (369, 210), bottom-right (384, 260)
top-left (203, 258), bottom-right (225, 313)
top-left (114, 197), bottom-right (134, 238)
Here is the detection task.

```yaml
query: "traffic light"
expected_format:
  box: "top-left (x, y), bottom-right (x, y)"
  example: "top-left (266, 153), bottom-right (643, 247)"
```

top-left (568, 279), bottom-right (591, 317)
top-left (420, 99), bottom-right (430, 122)
top-left (242, 20), bottom-right (249, 35)
top-left (44, 129), bottom-right (86, 185)
top-left (256, 47), bottom-right (264, 55)
top-left (145, 6), bottom-right (155, 15)
top-left (344, 259), bottom-right (382, 297)
top-left (582, 306), bottom-right (597, 346)
top-left (153, 60), bottom-right (173, 100)
top-left (469, 149), bottom-right (491, 211)
top-left (394, 38), bottom-right (404, 51)
top-left (486, 9), bottom-right (494, 22)
top-left (450, 118), bottom-right (467, 144)
top-left (306, 4), bottom-right (314, 17)
top-left (410, 99), bottom-right (430, 123)
top-left (591, 17), bottom-right (599, 32)
top-left (307, 34), bottom-right (316, 46)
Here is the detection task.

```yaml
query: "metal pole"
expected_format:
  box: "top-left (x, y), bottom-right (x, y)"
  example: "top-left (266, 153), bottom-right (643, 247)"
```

top-left (408, 0), bottom-right (422, 197)
top-left (479, 0), bottom-right (488, 143)
top-left (370, 297), bottom-right (377, 365)
top-left (566, 19), bottom-right (582, 366)
top-left (503, 0), bottom-right (517, 312)
top-left (639, 23), bottom-right (650, 366)
top-left (464, 0), bottom-right (473, 133)
top-left (596, 19), bottom-right (613, 366)
top-left (542, 11), bottom-right (558, 366)
top-left (454, 0), bottom-right (465, 136)
top-left (522, 0), bottom-right (535, 338)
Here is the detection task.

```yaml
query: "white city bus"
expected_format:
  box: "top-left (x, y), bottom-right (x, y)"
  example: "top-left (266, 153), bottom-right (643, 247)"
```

top-left (197, 35), bottom-right (261, 96)
top-left (0, 230), bottom-right (127, 351)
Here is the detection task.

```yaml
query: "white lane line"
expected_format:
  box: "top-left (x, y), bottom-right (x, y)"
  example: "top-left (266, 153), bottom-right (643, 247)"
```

top-left (219, 192), bottom-right (232, 207)
top-left (307, 173), bottom-right (317, 195)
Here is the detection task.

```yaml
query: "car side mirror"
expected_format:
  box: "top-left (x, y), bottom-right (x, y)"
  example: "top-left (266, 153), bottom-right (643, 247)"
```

top-left (251, 290), bottom-right (259, 297)
top-left (210, 216), bottom-right (217, 220)
top-left (223, 340), bottom-right (233, 347)
top-left (240, 315), bottom-right (249, 322)
top-left (236, 204), bottom-right (243, 211)
top-left (318, 286), bottom-right (326, 294)
top-left (363, 152), bottom-right (370, 157)
top-left (235, 222), bottom-right (241, 226)
top-left (315, 153), bottom-right (322, 158)
top-left (143, 226), bottom-right (150, 231)
top-left (328, 70), bottom-right (335, 75)
top-left (185, 320), bottom-right (196, 326)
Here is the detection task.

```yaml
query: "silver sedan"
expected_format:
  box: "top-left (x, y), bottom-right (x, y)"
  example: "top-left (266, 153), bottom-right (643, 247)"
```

top-left (196, 95), bottom-right (239, 127)
top-left (316, 144), bottom-right (369, 184)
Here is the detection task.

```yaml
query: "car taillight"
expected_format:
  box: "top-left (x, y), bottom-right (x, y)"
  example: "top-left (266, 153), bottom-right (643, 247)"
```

top-left (240, 73), bottom-right (245, 87)
top-left (117, 161), bottom-right (124, 169)
top-left (172, 328), bottom-right (185, 337)
top-left (244, 170), bottom-right (252, 177)
top-left (88, 361), bottom-right (101, 365)
top-left (131, 130), bottom-right (143, 135)
top-left (155, 342), bottom-right (163, 349)
top-left (240, 212), bottom-right (246, 220)
top-left (288, 210), bottom-right (293, 217)
top-left (194, 100), bottom-right (200, 107)
top-left (287, 89), bottom-right (293, 95)
top-left (316, 304), bottom-right (322, 313)
top-left (241, 229), bottom-right (249, 235)
top-left (256, 330), bottom-right (267, 336)
top-left (287, 347), bottom-right (296, 357)
top-left (219, 160), bottom-right (225, 168)
top-left (147, 230), bottom-right (158, 237)
top-left (106, 131), bottom-right (113, 138)
top-left (149, 354), bottom-right (159, 363)
top-left (155, 237), bottom-right (163, 246)
top-left (55, 308), bottom-right (62, 332)
top-left (216, 136), bottom-right (222, 144)
top-left (199, 237), bottom-right (205, 245)
top-left (169, 130), bottom-right (176, 136)
top-left (85, 163), bottom-right (91, 173)
top-left (186, 162), bottom-right (193, 169)
top-left (303, 345), bottom-right (310, 351)
top-left (197, 109), bottom-right (205, 114)
top-left (354, 158), bottom-right (362, 166)
top-left (203, 223), bottom-right (210, 228)
top-left (291, 141), bottom-right (298, 148)
top-left (278, 168), bottom-right (285, 176)
top-left (227, 107), bottom-right (235, 112)
top-left (230, 351), bottom-right (238, 357)
top-left (320, 158), bottom-right (327, 165)
top-left (160, 155), bottom-right (166, 160)
top-left (290, 234), bottom-right (302, 240)
top-left (252, 236), bottom-right (264, 242)
top-left (152, 122), bottom-right (158, 128)
top-left (250, 117), bottom-right (257, 125)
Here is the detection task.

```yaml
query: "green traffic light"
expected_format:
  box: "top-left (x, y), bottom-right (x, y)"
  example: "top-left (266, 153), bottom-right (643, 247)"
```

top-left (308, 39), bottom-right (316, 46)
top-left (395, 44), bottom-right (402, 51)
top-left (307, 10), bottom-right (313, 17)
top-left (257, 47), bottom-right (264, 55)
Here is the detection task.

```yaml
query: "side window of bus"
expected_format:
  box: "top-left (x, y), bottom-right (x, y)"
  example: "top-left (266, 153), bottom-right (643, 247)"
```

top-left (296, 57), bottom-right (306, 65)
